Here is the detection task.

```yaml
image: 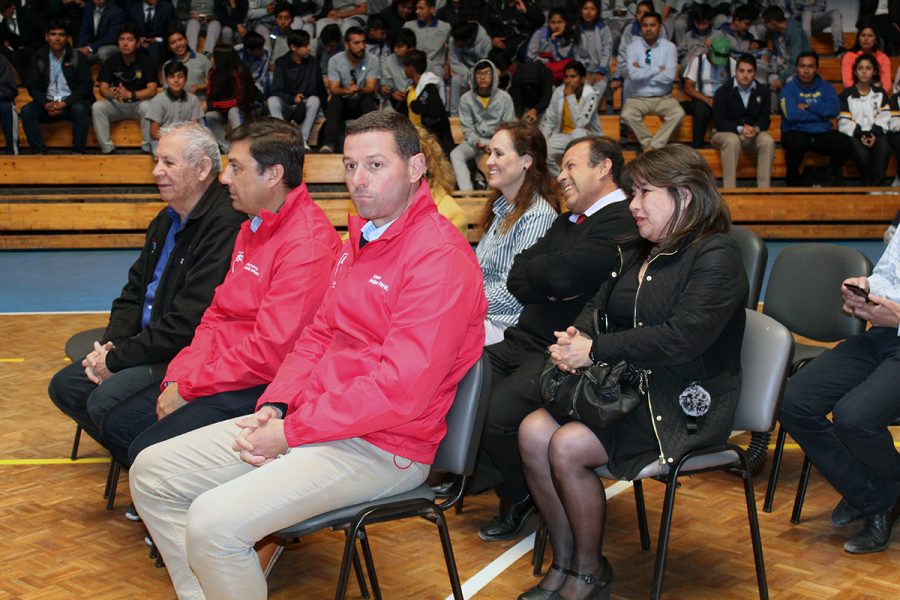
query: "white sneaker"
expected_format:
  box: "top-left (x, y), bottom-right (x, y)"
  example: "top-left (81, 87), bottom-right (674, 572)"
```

top-left (892, 175), bottom-right (900, 187)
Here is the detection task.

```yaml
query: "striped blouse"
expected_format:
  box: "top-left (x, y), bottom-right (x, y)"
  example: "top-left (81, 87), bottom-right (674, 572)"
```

top-left (475, 194), bottom-right (558, 328)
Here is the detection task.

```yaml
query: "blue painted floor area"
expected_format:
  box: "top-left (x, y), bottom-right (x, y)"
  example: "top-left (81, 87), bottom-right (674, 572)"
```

top-left (0, 241), bottom-right (889, 313)
top-left (0, 250), bottom-right (139, 312)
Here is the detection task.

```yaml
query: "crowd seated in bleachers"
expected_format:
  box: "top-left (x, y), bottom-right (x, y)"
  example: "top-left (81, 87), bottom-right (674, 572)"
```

top-left (5, 0), bottom-right (900, 189)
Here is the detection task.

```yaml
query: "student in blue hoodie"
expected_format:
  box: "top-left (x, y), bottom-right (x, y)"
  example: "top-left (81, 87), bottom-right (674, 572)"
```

top-left (779, 51), bottom-right (850, 186)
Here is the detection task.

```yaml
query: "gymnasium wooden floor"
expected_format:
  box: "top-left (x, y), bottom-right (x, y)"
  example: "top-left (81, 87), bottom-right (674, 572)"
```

top-left (3, 313), bottom-right (900, 599)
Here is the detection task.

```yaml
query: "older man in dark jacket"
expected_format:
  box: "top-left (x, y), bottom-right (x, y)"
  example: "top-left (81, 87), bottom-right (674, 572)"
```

top-left (711, 53), bottom-right (774, 188)
top-left (48, 122), bottom-right (245, 448)
top-left (21, 20), bottom-right (94, 154)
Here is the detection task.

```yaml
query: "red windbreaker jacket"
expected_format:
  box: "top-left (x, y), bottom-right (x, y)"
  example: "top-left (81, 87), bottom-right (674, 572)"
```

top-left (164, 184), bottom-right (342, 400)
top-left (255, 181), bottom-right (488, 464)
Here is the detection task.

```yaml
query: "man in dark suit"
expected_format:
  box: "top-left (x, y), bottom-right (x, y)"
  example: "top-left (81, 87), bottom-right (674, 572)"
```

top-left (711, 53), bottom-right (774, 188)
top-left (126, 0), bottom-right (177, 68)
top-left (0, 0), bottom-right (45, 76)
top-left (21, 20), bottom-right (94, 154)
top-left (77, 0), bottom-right (126, 63)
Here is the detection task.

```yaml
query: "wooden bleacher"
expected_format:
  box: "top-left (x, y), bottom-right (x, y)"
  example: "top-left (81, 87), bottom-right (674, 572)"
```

top-left (4, 29), bottom-right (899, 249)
top-left (3, 149), bottom-right (900, 248)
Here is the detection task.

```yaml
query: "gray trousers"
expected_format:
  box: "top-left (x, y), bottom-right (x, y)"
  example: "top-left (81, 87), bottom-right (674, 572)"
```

top-left (91, 99), bottom-right (151, 152)
top-left (621, 95), bottom-right (685, 149)
top-left (266, 95), bottom-right (321, 145)
top-left (130, 418), bottom-right (429, 600)
top-left (450, 140), bottom-right (481, 191)
top-left (711, 130), bottom-right (775, 188)
top-left (801, 7), bottom-right (844, 52)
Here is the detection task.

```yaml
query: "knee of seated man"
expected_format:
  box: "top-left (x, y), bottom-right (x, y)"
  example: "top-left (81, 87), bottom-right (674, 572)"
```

top-left (832, 400), bottom-right (884, 439)
top-left (186, 490), bottom-right (248, 556)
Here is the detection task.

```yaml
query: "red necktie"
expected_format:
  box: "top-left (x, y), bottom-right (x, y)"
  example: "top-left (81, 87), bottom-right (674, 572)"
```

top-left (575, 214), bottom-right (586, 225)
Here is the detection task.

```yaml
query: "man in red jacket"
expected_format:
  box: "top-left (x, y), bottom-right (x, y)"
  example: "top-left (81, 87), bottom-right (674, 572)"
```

top-left (100, 118), bottom-right (342, 473)
top-left (130, 111), bottom-right (488, 600)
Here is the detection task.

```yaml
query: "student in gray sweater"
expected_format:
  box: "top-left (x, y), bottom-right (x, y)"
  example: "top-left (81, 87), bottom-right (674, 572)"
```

top-left (450, 59), bottom-right (515, 191)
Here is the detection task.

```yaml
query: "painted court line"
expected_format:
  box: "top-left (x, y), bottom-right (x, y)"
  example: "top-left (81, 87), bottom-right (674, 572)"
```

top-left (0, 358), bottom-right (25, 363)
top-left (0, 458), bottom-right (111, 465)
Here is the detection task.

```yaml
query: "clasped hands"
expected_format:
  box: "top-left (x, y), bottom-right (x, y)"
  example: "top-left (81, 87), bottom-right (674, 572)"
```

top-left (83, 341), bottom-right (114, 384)
top-left (548, 326), bottom-right (594, 373)
top-left (232, 405), bottom-right (289, 467)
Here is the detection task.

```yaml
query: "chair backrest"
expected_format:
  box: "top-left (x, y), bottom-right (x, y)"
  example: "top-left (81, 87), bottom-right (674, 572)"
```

top-left (64, 327), bottom-right (107, 362)
top-left (431, 353), bottom-right (492, 476)
top-left (762, 243), bottom-right (872, 342)
top-left (733, 310), bottom-right (794, 433)
top-left (728, 225), bottom-right (768, 310)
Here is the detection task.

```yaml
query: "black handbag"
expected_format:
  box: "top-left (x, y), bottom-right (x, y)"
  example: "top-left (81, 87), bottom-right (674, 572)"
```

top-left (538, 308), bottom-right (649, 429)
top-left (539, 358), bottom-right (649, 428)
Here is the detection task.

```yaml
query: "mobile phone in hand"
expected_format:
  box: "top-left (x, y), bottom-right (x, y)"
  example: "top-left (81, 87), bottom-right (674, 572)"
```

top-left (845, 283), bottom-right (878, 305)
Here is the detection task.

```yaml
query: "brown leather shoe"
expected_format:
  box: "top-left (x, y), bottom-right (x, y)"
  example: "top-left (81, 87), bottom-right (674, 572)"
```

top-left (255, 536), bottom-right (285, 578)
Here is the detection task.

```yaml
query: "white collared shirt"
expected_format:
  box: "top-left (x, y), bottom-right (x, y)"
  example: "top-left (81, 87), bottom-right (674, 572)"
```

top-left (568, 188), bottom-right (627, 222)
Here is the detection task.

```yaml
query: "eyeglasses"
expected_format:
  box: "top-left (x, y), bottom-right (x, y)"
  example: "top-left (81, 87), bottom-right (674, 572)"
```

top-left (645, 48), bottom-right (652, 65)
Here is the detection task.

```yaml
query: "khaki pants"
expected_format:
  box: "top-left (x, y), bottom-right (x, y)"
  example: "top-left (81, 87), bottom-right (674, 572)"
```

top-left (621, 95), bottom-right (685, 149)
top-left (130, 418), bottom-right (429, 600)
top-left (711, 130), bottom-right (775, 188)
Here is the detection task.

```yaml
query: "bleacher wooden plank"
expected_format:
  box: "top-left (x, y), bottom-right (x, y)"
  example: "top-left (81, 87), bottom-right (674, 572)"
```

top-left (0, 233), bottom-right (147, 249)
top-left (741, 224), bottom-right (889, 239)
top-left (0, 202), bottom-right (164, 230)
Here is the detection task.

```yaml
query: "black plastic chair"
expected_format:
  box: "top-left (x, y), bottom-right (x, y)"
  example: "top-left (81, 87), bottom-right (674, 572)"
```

top-left (532, 310), bottom-right (793, 600)
top-left (760, 244), bottom-right (872, 517)
top-left (63, 327), bottom-right (123, 509)
top-left (274, 354), bottom-right (491, 600)
top-left (728, 225), bottom-right (768, 310)
top-left (64, 327), bottom-right (106, 461)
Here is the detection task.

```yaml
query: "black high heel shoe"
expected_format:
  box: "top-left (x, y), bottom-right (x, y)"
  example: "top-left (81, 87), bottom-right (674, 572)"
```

top-left (518, 562), bottom-right (569, 600)
top-left (556, 557), bottom-right (613, 600)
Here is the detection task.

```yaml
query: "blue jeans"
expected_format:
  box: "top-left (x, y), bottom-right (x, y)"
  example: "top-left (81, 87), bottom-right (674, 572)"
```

top-left (779, 327), bottom-right (900, 516)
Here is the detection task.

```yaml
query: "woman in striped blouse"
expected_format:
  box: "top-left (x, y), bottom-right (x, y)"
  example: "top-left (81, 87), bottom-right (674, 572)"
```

top-left (475, 122), bottom-right (562, 345)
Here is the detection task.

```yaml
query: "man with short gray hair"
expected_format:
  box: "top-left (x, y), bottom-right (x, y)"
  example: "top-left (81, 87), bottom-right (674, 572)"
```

top-left (48, 121), bottom-right (244, 451)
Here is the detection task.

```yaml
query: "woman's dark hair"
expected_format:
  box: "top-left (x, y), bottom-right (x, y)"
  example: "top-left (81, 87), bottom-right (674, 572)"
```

top-left (851, 25), bottom-right (881, 53)
top-left (577, 0), bottom-right (599, 28)
top-left (623, 144), bottom-right (730, 253)
top-left (208, 45), bottom-right (257, 111)
top-left (547, 8), bottom-right (575, 47)
top-left (852, 52), bottom-right (880, 86)
top-left (480, 121), bottom-right (562, 235)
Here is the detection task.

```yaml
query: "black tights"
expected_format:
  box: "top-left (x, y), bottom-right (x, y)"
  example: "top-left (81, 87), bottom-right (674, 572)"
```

top-left (519, 408), bottom-right (610, 600)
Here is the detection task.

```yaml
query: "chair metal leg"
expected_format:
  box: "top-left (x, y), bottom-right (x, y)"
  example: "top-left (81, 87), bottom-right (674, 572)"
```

top-left (103, 459), bottom-right (116, 499)
top-left (633, 480), bottom-right (651, 552)
top-left (790, 455), bottom-right (813, 525)
top-left (738, 452), bottom-right (769, 600)
top-left (356, 527), bottom-right (379, 600)
top-left (434, 506), bottom-right (465, 600)
top-left (70, 425), bottom-right (82, 461)
top-left (763, 426), bottom-right (787, 513)
top-left (649, 472), bottom-right (680, 600)
top-left (105, 461), bottom-right (121, 510)
top-left (532, 521), bottom-right (548, 576)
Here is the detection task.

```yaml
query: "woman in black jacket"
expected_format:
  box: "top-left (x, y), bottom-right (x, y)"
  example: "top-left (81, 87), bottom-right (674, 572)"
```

top-left (516, 144), bottom-right (747, 600)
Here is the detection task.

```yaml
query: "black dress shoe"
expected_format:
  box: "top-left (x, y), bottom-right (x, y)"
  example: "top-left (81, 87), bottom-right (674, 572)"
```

top-left (478, 495), bottom-right (535, 541)
top-left (430, 477), bottom-right (457, 498)
top-left (567, 557), bottom-right (613, 600)
top-left (844, 497), bottom-right (900, 554)
top-left (518, 562), bottom-right (568, 600)
top-left (831, 498), bottom-right (863, 527)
